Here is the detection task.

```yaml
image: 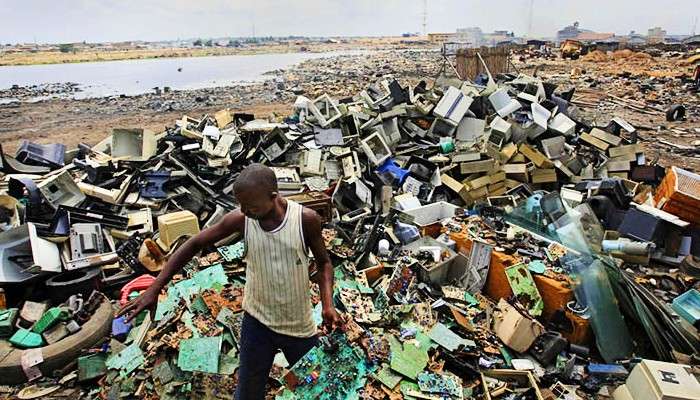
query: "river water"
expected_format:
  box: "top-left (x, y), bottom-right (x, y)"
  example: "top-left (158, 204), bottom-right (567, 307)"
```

top-left (0, 51), bottom-right (364, 100)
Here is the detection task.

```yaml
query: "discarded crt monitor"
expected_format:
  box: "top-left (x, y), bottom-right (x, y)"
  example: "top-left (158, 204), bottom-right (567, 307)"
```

top-left (488, 88), bottom-right (521, 118)
top-left (456, 117), bottom-right (486, 142)
top-left (613, 359), bottom-right (700, 400)
top-left (261, 128), bottom-right (292, 161)
top-left (308, 94), bottom-right (341, 128)
top-left (434, 86), bottom-right (472, 125)
top-left (155, 211), bottom-right (200, 251)
top-left (69, 223), bottom-right (105, 260)
top-left (360, 132), bottom-right (392, 166)
top-left (0, 144), bottom-right (50, 174)
top-left (531, 102), bottom-right (551, 130)
top-left (550, 113), bottom-right (576, 137)
top-left (37, 170), bottom-right (86, 209)
top-left (111, 128), bottom-right (157, 162)
top-left (15, 140), bottom-right (66, 168)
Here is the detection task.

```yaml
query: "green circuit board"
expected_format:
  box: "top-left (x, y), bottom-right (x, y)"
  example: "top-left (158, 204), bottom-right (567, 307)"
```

top-left (277, 333), bottom-right (371, 400)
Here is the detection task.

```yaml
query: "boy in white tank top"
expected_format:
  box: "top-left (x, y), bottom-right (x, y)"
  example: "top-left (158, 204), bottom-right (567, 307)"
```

top-left (119, 164), bottom-right (342, 399)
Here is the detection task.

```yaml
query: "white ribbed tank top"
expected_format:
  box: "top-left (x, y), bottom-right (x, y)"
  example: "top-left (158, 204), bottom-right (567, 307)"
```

top-left (242, 200), bottom-right (316, 337)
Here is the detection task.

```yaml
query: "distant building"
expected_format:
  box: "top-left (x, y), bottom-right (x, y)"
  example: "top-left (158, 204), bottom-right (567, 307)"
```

top-left (622, 31), bottom-right (647, 46)
top-left (526, 39), bottom-right (549, 47)
top-left (430, 29), bottom-right (522, 47)
top-left (557, 22), bottom-right (583, 43)
top-left (575, 32), bottom-right (616, 43)
top-left (456, 27), bottom-right (483, 46)
top-left (683, 35), bottom-right (700, 46)
top-left (483, 30), bottom-right (520, 46)
top-left (647, 27), bottom-right (667, 44)
top-left (665, 35), bottom-right (688, 44)
top-left (428, 33), bottom-right (457, 43)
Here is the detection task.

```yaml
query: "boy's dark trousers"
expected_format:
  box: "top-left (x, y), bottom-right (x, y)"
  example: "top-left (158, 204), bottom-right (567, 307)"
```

top-left (235, 312), bottom-right (318, 400)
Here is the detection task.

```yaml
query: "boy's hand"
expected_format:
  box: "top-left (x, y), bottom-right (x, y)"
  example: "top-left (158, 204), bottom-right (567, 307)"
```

top-left (321, 307), bottom-right (344, 333)
top-left (117, 288), bottom-right (159, 323)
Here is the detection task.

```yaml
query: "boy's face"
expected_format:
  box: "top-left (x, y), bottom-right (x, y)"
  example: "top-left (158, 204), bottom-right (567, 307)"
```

top-left (235, 187), bottom-right (276, 220)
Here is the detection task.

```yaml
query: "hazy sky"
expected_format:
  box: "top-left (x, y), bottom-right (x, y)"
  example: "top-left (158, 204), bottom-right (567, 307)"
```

top-left (1, 0), bottom-right (697, 44)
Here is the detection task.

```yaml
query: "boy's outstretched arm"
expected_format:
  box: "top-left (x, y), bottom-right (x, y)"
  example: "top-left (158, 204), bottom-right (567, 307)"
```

top-left (118, 210), bottom-right (244, 322)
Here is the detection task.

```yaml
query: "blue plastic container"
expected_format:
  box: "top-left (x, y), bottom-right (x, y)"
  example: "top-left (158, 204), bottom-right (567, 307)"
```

top-left (672, 289), bottom-right (700, 326)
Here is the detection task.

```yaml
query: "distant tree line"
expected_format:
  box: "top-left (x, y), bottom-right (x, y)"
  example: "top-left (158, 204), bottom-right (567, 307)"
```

top-left (191, 35), bottom-right (306, 47)
top-left (59, 43), bottom-right (74, 53)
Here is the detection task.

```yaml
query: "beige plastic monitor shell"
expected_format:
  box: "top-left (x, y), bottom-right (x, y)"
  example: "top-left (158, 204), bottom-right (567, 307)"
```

top-left (380, 118), bottom-right (402, 146)
top-left (456, 117), bottom-right (487, 142)
top-left (309, 94), bottom-right (342, 128)
top-left (493, 299), bottom-right (545, 353)
top-left (613, 384), bottom-right (634, 400)
top-left (38, 171), bottom-right (86, 209)
top-left (434, 86), bottom-right (473, 124)
top-left (271, 167), bottom-right (302, 190)
top-left (489, 88), bottom-right (522, 117)
top-left (402, 119), bottom-right (428, 138)
top-left (205, 131), bottom-right (240, 159)
top-left (111, 128), bottom-right (157, 161)
top-left (402, 201), bottom-right (460, 227)
top-left (156, 211), bottom-right (200, 251)
top-left (28, 222), bottom-right (61, 273)
top-left (77, 174), bottom-right (133, 205)
top-left (110, 208), bottom-right (154, 240)
top-left (550, 113), bottom-right (576, 137)
top-left (413, 94), bottom-right (435, 115)
top-left (531, 102), bottom-right (551, 130)
top-left (626, 359), bottom-right (700, 400)
top-left (214, 109), bottom-right (233, 128)
top-left (300, 149), bottom-right (324, 176)
top-left (490, 116), bottom-right (513, 139)
top-left (541, 136), bottom-right (567, 160)
top-left (360, 132), bottom-right (391, 166)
